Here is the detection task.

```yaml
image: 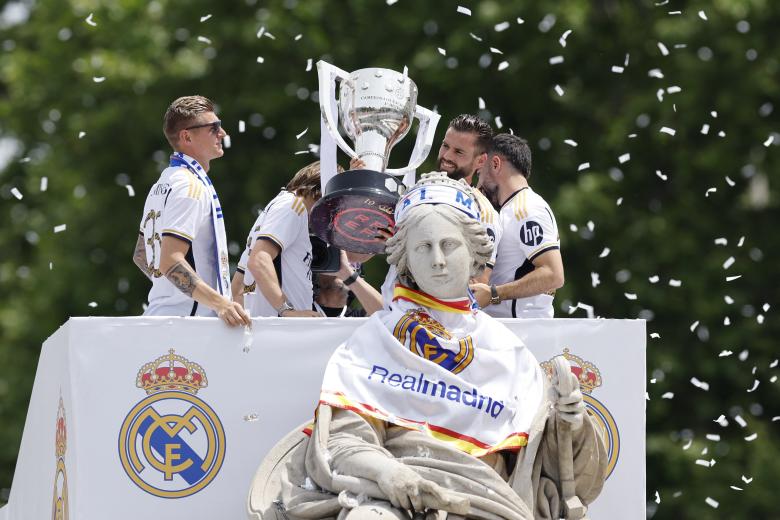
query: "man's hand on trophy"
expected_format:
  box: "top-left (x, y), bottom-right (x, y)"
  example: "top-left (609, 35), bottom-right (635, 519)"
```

top-left (349, 157), bottom-right (366, 170)
top-left (553, 363), bottom-right (586, 431)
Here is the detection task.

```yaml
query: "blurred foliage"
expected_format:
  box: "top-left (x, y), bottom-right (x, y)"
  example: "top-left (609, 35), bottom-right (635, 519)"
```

top-left (0, 0), bottom-right (778, 516)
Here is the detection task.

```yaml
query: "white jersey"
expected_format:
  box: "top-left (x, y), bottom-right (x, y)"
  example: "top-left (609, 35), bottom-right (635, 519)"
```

top-left (240, 190), bottom-right (313, 317)
top-left (487, 187), bottom-right (560, 319)
top-left (140, 164), bottom-right (218, 317)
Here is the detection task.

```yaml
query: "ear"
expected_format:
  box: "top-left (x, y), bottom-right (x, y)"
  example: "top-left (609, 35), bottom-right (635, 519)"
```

top-left (475, 152), bottom-right (488, 169)
top-left (179, 129), bottom-right (191, 144)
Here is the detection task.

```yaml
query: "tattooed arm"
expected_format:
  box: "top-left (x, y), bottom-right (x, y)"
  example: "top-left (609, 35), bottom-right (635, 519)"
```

top-left (133, 233), bottom-right (154, 280)
top-left (159, 235), bottom-right (251, 326)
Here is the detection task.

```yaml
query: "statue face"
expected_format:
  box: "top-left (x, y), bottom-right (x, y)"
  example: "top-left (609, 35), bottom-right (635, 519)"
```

top-left (405, 211), bottom-right (471, 300)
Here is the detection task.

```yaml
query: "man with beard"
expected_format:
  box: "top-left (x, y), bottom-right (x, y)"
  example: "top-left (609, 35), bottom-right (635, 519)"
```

top-left (471, 133), bottom-right (564, 318)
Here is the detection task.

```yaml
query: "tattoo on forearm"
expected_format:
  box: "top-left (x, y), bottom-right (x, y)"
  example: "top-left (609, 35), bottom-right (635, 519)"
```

top-left (133, 238), bottom-right (153, 279)
top-left (165, 262), bottom-right (200, 297)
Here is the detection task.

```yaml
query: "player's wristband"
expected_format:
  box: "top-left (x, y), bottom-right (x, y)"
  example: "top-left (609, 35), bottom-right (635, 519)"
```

top-left (342, 271), bottom-right (360, 287)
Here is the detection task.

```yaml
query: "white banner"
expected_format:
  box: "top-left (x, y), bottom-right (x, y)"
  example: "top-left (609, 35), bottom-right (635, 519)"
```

top-left (3, 317), bottom-right (645, 519)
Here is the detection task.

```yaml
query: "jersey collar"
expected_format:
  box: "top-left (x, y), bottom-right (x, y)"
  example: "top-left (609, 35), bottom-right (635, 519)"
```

top-left (499, 186), bottom-right (529, 210)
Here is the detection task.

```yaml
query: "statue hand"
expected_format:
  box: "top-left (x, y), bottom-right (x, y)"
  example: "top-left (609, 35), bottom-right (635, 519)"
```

top-left (376, 463), bottom-right (468, 514)
top-left (553, 364), bottom-right (586, 430)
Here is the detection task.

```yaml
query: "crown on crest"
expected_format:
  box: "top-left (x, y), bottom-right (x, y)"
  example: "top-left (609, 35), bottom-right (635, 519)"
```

top-left (136, 349), bottom-right (208, 395)
top-left (541, 348), bottom-right (602, 394)
top-left (55, 396), bottom-right (67, 458)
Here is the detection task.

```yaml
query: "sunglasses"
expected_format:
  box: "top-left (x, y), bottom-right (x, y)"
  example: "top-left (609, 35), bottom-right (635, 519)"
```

top-left (184, 120), bottom-right (222, 135)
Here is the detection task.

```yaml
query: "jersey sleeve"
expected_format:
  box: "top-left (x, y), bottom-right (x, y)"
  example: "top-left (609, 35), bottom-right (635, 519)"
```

top-left (254, 194), bottom-right (306, 251)
top-left (487, 215), bottom-right (502, 268)
top-left (159, 170), bottom-right (210, 244)
top-left (516, 204), bottom-right (560, 262)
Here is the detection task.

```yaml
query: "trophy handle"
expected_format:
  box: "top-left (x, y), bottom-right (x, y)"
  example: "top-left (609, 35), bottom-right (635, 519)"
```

top-left (317, 60), bottom-right (360, 160)
top-left (385, 105), bottom-right (441, 179)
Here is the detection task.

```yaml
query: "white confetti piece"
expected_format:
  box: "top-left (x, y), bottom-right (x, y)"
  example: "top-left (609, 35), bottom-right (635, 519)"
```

top-left (78, 131), bottom-right (86, 139)
top-left (478, 97), bottom-right (486, 110)
top-left (296, 128), bottom-right (308, 140)
top-left (654, 491), bottom-right (661, 504)
top-left (737, 236), bottom-right (745, 247)
top-left (668, 10), bottom-right (682, 15)
top-left (661, 392), bottom-right (674, 399)
top-left (705, 497), bottom-right (719, 509)
top-left (730, 486), bottom-right (743, 491)
top-left (197, 36), bottom-right (211, 44)
top-left (591, 272), bottom-right (600, 288)
top-left (648, 68), bottom-right (664, 78)
top-left (650, 332), bottom-right (660, 339)
top-left (85, 13), bottom-right (97, 26)
top-left (690, 321), bottom-right (699, 332)
top-left (616, 197), bottom-right (623, 205)
top-left (569, 224), bottom-right (578, 232)
top-left (40, 177), bottom-right (48, 191)
top-left (747, 379), bottom-right (759, 392)
top-left (624, 53), bottom-right (630, 66)
top-left (701, 123), bottom-right (710, 135)
top-left (624, 293), bottom-right (637, 300)
top-left (611, 65), bottom-right (624, 73)
top-left (724, 317), bottom-right (731, 326)
top-left (682, 439), bottom-right (692, 450)
top-left (125, 185), bottom-right (135, 197)
top-left (698, 10), bottom-right (708, 20)
top-left (763, 303), bottom-right (771, 312)
top-left (695, 459), bottom-right (712, 467)
top-left (705, 187), bottom-right (717, 197)
top-left (587, 221), bottom-right (595, 232)
top-left (745, 433), bottom-right (758, 442)
top-left (238, 120), bottom-right (245, 133)
top-left (649, 275), bottom-right (659, 283)
top-left (739, 350), bottom-right (749, 361)
top-left (222, 135), bottom-right (231, 148)
top-left (549, 55), bottom-right (564, 65)
top-left (10, 187), bottom-right (22, 200)
top-left (559, 29), bottom-right (572, 47)
top-left (599, 248), bottom-right (610, 258)
top-left (494, 116), bottom-right (503, 129)
top-left (577, 162), bottom-right (590, 171)
top-left (93, 76), bottom-right (106, 83)
top-left (655, 170), bottom-right (668, 180)
top-left (386, 0), bottom-right (398, 4)
top-left (719, 350), bottom-right (733, 357)
top-left (725, 176), bottom-right (735, 186)
top-left (554, 84), bottom-right (564, 96)
top-left (494, 21), bottom-right (510, 32)
top-left (772, 376), bottom-right (778, 383)
top-left (667, 85), bottom-right (681, 94)
top-left (564, 139), bottom-right (578, 147)
top-left (256, 56), bottom-right (264, 64)
top-left (726, 275), bottom-right (741, 282)
top-left (88, 301), bottom-right (97, 308)
top-left (742, 475), bottom-right (753, 484)
top-left (438, 48), bottom-right (447, 56)
top-left (722, 256), bottom-right (735, 269)
top-left (657, 42), bottom-right (669, 56)
top-left (469, 33), bottom-right (483, 42)
top-left (256, 27), bottom-right (265, 38)
top-left (660, 126), bottom-right (676, 136)
top-left (669, 279), bottom-right (682, 287)
top-left (489, 47), bottom-right (503, 54)
top-left (516, 17), bottom-right (524, 24)
top-left (200, 14), bottom-right (212, 22)
top-left (306, 59), bottom-right (312, 71)
top-left (54, 224), bottom-right (67, 233)
top-left (763, 135), bottom-right (774, 147)
top-left (691, 377), bottom-right (710, 391)
top-left (456, 5), bottom-right (471, 15)
top-left (497, 61), bottom-right (509, 71)
top-left (618, 153), bottom-right (630, 164)
top-left (757, 314), bottom-right (764, 324)
top-left (714, 415), bottom-right (729, 426)
top-left (706, 434), bottom-right (720, 441)
top-left (734, 415), bottom-right (747, 428)
top-left (294, 34), bottom-right (302, 41)
top-left (715, 237), bottom-right (727, 246)
top-left (718, 130), bottom-right (726, 137)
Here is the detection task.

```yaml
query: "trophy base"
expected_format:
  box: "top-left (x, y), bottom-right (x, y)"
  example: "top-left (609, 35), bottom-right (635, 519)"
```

top-left (310, 169), bottom-right (404, 254)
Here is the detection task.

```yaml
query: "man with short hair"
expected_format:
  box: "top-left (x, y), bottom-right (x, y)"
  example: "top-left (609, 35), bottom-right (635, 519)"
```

top-left (133, 95), bottom-right (250, 327)
top-left (436, 113), bottom-right (494, 185)
top-left (471, 133), bottom-right (564, 318)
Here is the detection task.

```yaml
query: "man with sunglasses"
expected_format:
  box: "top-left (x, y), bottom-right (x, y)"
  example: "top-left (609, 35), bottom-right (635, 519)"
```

top-left (133, 95), bottom-right (250, 327)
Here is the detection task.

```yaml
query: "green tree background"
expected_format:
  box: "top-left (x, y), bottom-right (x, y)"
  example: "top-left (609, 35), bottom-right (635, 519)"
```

top-left (0, 0), bottom-right (777, 516)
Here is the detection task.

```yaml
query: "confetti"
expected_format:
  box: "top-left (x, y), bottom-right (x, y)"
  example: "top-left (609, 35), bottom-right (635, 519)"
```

top-left (745, 433), bottom-right (758, 442)
top-left (698, 10), bottom-right (708, 20)
top-left (734, 415), bottom-right (747, 428)
top-left (10, 187), bottom-right (22, 200)
top-left (618, 153), bottom-right (630, 164)
top-left (222, 135), bottom-right (231, 148)
top-left (564, 139), bottom-right (578, 147)
top-left (654, 491), bottom-right (661, 504)
top-left (722, 256), bottom-right (735, 269)
top-left (554, 85), bottom-right (564, 96)
top-left (456, 6), bottom-right (471, 15)
top-left (490, 47), bottom-right (503, 54)
top-left (197, 36), bottom-right (211, 44)
top-left (719, 350), bottom-right (733, 357)
top-left (200, 14), bottom-right (212, 22)
top-left (742, 475), bottom-right (753, 484)
top-left (559, 29), bottom-right (572, 47)
top-left (668, 10), bottom-right (682, 15)
top-left (238, 120), bottom-right (245, 133)
top-left (726, 275), bottom-right (741, 281)
top-left (611, 66), bottom-right (624, 74)
top-left (669, 279), bottom-right (682, 287)
top-left (516, 17), bottom-right (524, 24)
top-left (650, 332), bottom-right (660, 339)
top-left (747, 380), bottom-right (759, 392)
top-left (737, 236), bottom-right (745, 247)
top-left (494, 21), bottom-right (510, 32)
top-left (757, 314), bottom-right (764, 324)
top-left (243, 413), bottom-right (260, 422)
top-left (586, 221), bottom-right (595, 232)
top-left (494, 116), bottom-right (503, 129)
top-left (478, 97), bottom-right (486, 109)
top-left (696, 459), bottom-right (712, 467)
top-left (724, 317), bottom-right (731, 326)
top-left (88, 301), bottom-right (97, 308)
top-left (763, 135), bottom-right (775, 147)
top-left (577, 162), bottom-right (590, 171)
top-left (591, 272), bottom-right (600, 287)
top-left (763, 303), bottom-right (771, 312)
top-left (85, 13), bottom-right (97, 26)
top-left (730, 486), bottom-right (743, 491)
top-left (739, 350), bottom-right (749, 361)
top-left (306, 59), bottom-right (312, 71)
top-left (616, 197), bottom-right (623, 205)
top-left (725, 176), bottom-right (735, 186)
top-left (78, 131), bottom-right (86, 139)
top-left (648, 68), bottom-right (664, 78)
top-left (93, 76), bottom-right (106, 83)
top-left (657, 42), bottom-right (670, 56)
top-left (624, 293), bottom-right (637, 300)
top-left (125, 185), bottom-right (135, 197)
top-left (714, 238), bottom-right (727, 246)
top-left (54, 224), bottom-right (67, 233)
top-left (649, 275), bottom-right (659, 283)
top-left (718, 130), bottom-right (726, 137)
top-left (438, 48), bottom-right (446, 56)
top-left (701, 124), bottom-right (710, 135)
top-left (40, 177), bottom-right (48, 191)
top-left (656, 170), bottom-right (668, 180)
top-left (497, 61), bottom-right (509, 71)
top-left (705, 187), bottom-right (717, 197)
top-left (706, 434), bottom-right (720, 441)
top-left (624, 53), bottom-right (630, 66)
top-left (296, 128), bottom-right (308, 139)
top-left (691, 377), bottom-right (710, 391)
top-left (256, 57), bottom-right (265, 64)
top-left (569, 224), bottom-right (578, 232)
top-left (469, 33), bottom-right (483, 42)
top-left (667, 86), bottom-right (681, 94)
top-left (549, 56), bottom-right (564, 65)
top-left (599, 248), bottom-right (610, 258)
top-left (690, 321), bottom-right (699, 332)
top-left (682, 439), bottom-right (692, 450)
top-left (294, 34), bottom-right (302, 41)
top-left (660, 127), bottom-right (676, 136)
top-left (661, 392), bottom-right (674, 399)
top-left (705, 497), bottom-right (719, 509)
top-left (714, 415), bottom-right (729, 426)
top-left (256, 27), bottom-right (265, 38)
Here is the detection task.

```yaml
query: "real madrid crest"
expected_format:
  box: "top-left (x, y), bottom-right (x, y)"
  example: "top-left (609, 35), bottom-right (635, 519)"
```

top-left (541, 348), bottom-right (620, 478)
top-left (118, 350), bottom-right (226, 498)
top-left (393, 310), bottom-right (474, 374)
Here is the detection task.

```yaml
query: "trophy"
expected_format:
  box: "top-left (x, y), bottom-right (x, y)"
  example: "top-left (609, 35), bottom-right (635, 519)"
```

top-left (310, 61), bottom-right (440, 254)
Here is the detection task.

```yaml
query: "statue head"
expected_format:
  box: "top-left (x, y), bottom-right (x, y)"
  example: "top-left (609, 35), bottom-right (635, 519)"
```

top-left (386, 172), bottom-right (493, 299)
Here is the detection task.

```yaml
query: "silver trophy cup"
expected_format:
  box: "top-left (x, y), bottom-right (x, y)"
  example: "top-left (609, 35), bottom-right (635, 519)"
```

top-left (311, 61), bottom-right (440, 254)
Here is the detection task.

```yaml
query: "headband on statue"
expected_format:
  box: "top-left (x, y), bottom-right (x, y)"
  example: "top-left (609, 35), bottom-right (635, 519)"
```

top-left (394, 172), bottom-right (482, 225)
